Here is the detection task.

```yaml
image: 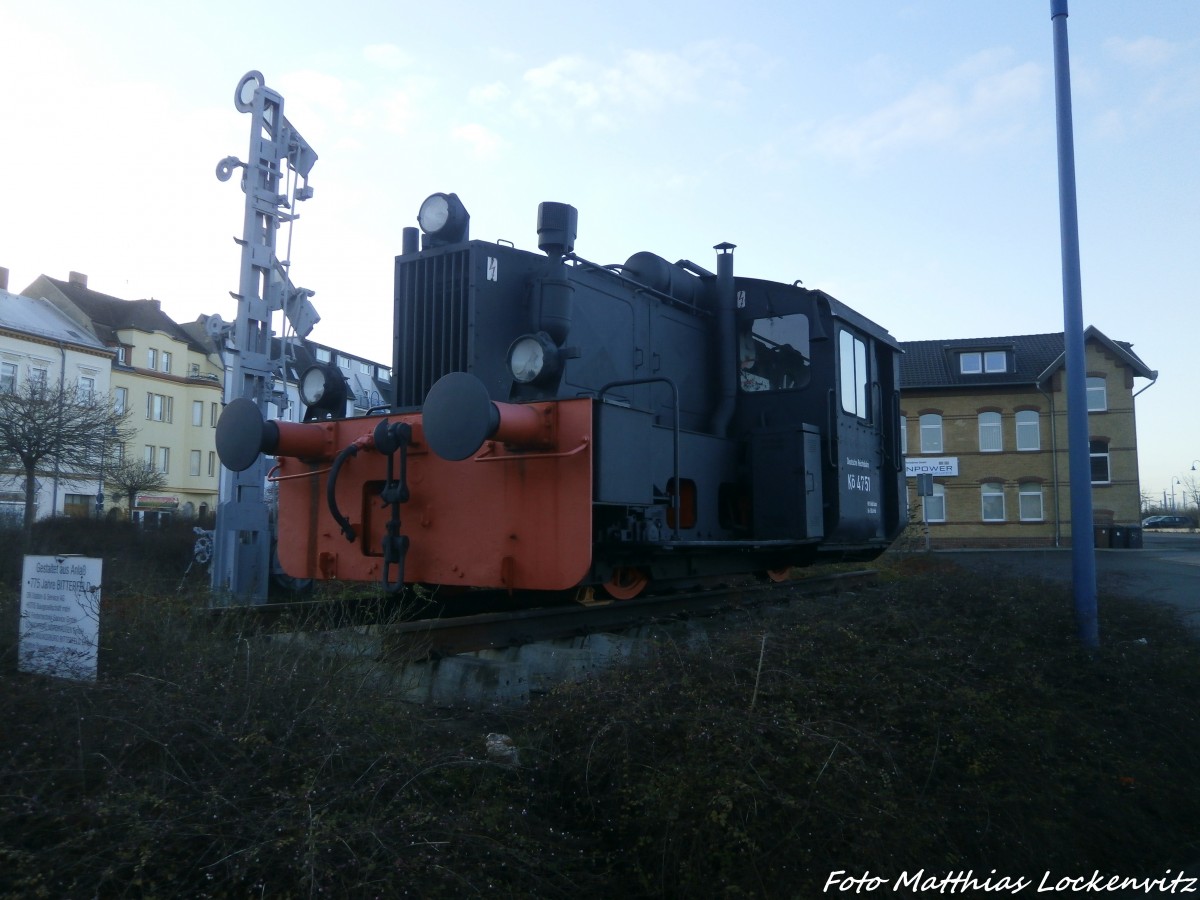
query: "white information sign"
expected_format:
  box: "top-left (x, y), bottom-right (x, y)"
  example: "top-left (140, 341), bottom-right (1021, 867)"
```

top-left (19, 555), bottom-right (102, 682)
top-left (904, 457), bottom-right (959, 478)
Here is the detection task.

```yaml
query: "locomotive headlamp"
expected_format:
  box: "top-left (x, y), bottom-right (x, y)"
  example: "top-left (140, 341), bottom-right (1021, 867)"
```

top-left (417, 192), bottom-right (470, 246)
top-left (299, 363), bottom-right (349, 420)
top-left (508, 332), bottom-right (561, 384)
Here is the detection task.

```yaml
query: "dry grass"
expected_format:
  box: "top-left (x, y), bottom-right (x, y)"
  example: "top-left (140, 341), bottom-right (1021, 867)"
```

top-left (2, 523), bottom-right (1199, 896)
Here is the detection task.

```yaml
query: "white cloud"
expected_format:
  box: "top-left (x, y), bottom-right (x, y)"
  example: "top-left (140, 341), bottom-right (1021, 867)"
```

top-left (808, 53), bottom-right (1043, 165)
top-left (451, 123), bottom-right (504, 161)
top-left (363, 43), bottom-right (411, 70)
top-left (1104, 36), bottom-right (1178, 68)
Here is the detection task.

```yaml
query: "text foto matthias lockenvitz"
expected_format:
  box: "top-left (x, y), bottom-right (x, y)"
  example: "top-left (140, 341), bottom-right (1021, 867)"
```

top-left (824, 869), bottom-right (1197, 894)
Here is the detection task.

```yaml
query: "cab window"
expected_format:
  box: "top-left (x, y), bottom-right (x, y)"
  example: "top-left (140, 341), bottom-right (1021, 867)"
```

top-left (738, 314), bottom-right (811, 392)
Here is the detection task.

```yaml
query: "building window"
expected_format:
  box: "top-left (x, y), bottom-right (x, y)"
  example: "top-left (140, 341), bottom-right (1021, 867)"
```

top-left (838, 331), bottom-right (869, 419)
top-left (1, 362), bottom-right (16, 393)
top-left (924, 483), bottom-right (946, 523)
top-left (960, 352), bottom-right (982, 374)
top-left (159, 447), bottom-right (170, 474)
top-left (147, 393), bottom-right (173, 422)
top-left (189, 362), bottom-right (200, 377)
top-left (1086, 377), bottom-right (1107, 412)
top-left (189, 450), bottom-right (202, 476)
top-left (1015, 410), bottom-right (1040, 451)
top-left (984, 351), bottom-right (1006, 372)
top-left (978, 412), bottom-right (1002, 452)
top-left (30, 366), bottom-right (48, 388)
top-left (356, 360), bottom-right (372, 374)
top-left (210, 402), bottom-right (219, 427)
top-left (78, 375), bottom-right (96, 402)
top-left (900, 415), bottom-right (907, 455)
top-left (161, 351), bottom-right (172, 374)
top-left (1090, 439), bottom-right (1110, 484)
top-left (919, 413), bottom-right (943, 453)
top-left (208, 451), bottom-right (216, 476)
top-left (1019, 482), bottom-right (1044, 521)
top-left (981, 481), bottom-right (1005, 522)
top-left (960, 350), bottom-right (1007, 374)
top-left (148, 348), bottom-right (158, 370)
top-left (114, 387), bottom-right (128, 415)
top-left (192, 400), bottom-right (204, 427)
top-left (144, 445), bottom-right (155, 466)
top-left (315, 347), bottom-right (331, 363)
top-left (116, 346), bottom-right (128, 365)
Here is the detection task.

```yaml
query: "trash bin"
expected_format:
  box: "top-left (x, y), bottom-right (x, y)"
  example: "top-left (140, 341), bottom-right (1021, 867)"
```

top-left (1109, 524), bottom-right (1127, 548)
top-left (1093, 525), bottom-right (1111, 548)
top-left (1126, 525), bottom-right (1143, 549)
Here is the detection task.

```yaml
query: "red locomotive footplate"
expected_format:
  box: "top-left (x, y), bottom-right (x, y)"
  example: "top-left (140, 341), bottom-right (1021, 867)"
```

top-left (271, 398), bottom-right (593, 591)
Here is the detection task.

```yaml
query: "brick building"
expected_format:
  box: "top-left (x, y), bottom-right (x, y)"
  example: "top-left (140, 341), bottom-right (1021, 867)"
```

top-left (899, 328), bottom-right (1156, 548)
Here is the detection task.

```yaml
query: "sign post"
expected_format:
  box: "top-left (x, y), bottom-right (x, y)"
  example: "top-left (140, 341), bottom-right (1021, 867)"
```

top-left (916, 473), bottom-right (934, 552)
top-left (19, 555), bottom-right (102, 681)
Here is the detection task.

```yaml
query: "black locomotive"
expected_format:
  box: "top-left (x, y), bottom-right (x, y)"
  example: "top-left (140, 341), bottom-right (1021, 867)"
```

top-left (218, 194), bottom-right (905, 599)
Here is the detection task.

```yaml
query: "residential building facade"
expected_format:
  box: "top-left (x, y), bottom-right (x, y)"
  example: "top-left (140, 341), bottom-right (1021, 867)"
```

top-left (0, 272), bottom-right (116, 520)
top-left (25, 272), bottom-right (226, 521)
top-left (899, 328), bottom-right (1156, 548)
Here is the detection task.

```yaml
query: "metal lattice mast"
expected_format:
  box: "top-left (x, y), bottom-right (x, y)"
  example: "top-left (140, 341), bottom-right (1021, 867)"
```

top-left (211, 71), bottom-right (319, 604)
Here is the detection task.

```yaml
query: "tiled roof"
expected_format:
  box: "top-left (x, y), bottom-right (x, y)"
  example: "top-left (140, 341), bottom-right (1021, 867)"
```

top-left (0, 289), bottom-right (109, 352)
top-left (40, 277), bottom-right (207, 352)
top-left (900, 328), bottom-right (1155, 390)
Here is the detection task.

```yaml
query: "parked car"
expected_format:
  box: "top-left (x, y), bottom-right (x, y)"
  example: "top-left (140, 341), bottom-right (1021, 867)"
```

top-left (1142, 515), bottom-right (1196, 529)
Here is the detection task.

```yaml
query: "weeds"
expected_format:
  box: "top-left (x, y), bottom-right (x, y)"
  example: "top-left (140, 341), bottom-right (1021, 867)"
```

top-left (2, 523), bottom-right (1200, 895)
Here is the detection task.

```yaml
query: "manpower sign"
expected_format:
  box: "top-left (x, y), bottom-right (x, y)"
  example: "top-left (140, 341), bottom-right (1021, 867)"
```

top-left (905, 457), bottom-right (959, 478)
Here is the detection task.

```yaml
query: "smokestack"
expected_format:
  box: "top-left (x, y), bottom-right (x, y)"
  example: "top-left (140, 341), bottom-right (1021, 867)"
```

top-left (0, 267), bottom-right (8, 291)
top-left (69, 271), bottom-right (88, 287)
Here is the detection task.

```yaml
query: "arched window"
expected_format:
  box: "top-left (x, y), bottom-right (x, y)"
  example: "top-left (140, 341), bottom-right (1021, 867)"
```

top-left (981, 481), bottom-right (1005, 522)
top-left (978, 412), bottom-right (1002, 452)
top-left (1015, 410), bottom-right (1040, 451)
top-left (919, 414), bottom-right (943, 453)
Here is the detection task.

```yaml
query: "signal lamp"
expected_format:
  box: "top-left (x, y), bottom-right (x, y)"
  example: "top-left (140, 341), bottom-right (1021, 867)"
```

top-left (417, 192), bottom-right (470, 246)
top-left (508, 332), bottom-right (561, 384)
top-left (299, 363), bottom-right (350, 420)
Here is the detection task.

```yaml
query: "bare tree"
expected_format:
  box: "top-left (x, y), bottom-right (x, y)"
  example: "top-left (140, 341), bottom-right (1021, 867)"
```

top-left (0, 378), bottom-right (133, 533)
top-left (106, 459), bottom-right (168, 520)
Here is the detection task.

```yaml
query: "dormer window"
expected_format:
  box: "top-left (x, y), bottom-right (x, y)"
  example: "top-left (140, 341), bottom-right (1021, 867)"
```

top-left (960, 350), bottom-right (1007, 374)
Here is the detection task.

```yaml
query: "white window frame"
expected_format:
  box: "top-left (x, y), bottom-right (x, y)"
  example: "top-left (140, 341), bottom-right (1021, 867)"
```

top-left (1, 361), bottom-right (17, 393)
top-left (1015, 410), bottom-right (1040, 451)
top-left (1019, 483), bottom-right (1044, 521)
top-left (1090, 440), bottom-right (1111, 484)
top-left (161, 351), bottom-right (172, 374)
top-left (1086, 377), bottom-right (1107, 412)
top-left (919, 413), bottom-right (943, 453)
top-left (159, 447), bottom-right (170, 475)
top-left (960, 352), bottom-right (982, 374)
top-left (981, 481), bottom-right (1006, 522)
top-left (900, 415), bottom-right (908, 455)
top-left (984, 351), bottom-right (1006, 373)
top-left (924, 483), bottom-right (946, 523)
top-left (838, 330), bottom-right (869, 420)
top-left (192, 400), bottom-right (204, 427)
top-left (189, 450), bottom-right (202, 477)
top-left (114, 387), bottom-right (128, 415)
top-left (978, 412), bottom-right (1002, 453)
top-left (148, 348), bottom-right (158, 370)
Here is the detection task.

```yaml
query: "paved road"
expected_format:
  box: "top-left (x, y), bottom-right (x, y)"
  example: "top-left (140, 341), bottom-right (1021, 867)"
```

top-left (934, 531), bottom-right (1200, 632)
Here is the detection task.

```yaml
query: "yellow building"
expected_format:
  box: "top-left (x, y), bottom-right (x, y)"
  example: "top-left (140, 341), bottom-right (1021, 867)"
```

top-left (899, 327), bottom-right (1156, 548)
top-left (25, 273), bottom-right (225, 522)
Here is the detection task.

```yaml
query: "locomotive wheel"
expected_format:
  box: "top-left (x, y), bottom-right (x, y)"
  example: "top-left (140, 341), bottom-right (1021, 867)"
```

top-left (602, 567), bottom-right (649, 600)
top-left (766, 566), bottom-right (793, 583)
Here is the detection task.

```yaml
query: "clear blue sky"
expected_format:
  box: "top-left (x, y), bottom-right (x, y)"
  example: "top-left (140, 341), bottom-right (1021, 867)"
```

top-left (1, 1), bottom-right (1196, 505)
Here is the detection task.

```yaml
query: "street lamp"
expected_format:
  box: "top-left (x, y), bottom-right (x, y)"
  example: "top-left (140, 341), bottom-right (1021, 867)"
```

top-left (1171, 477), bottom-right (1183, 512)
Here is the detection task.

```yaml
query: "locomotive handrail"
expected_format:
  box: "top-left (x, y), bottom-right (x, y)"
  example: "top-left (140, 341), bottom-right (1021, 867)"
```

top-left (826, 389), bottom-right (838, 469)
top-left (472, 438), bottom-right (590, 462)
top-left (597, 377), bottom-right (681, 541)
top-left (265, 463), bottom-right (332, 482)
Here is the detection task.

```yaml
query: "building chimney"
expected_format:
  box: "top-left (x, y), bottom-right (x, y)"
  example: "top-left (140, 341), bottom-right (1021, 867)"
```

top-left (0, 267), bottom-right (8, 291)
top-left (69, 271), bottom-right (88, 287)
